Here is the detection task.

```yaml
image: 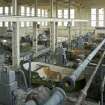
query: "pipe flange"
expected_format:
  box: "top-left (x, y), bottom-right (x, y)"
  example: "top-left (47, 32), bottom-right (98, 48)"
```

top-left (63, 75), bottom-right (76, 87)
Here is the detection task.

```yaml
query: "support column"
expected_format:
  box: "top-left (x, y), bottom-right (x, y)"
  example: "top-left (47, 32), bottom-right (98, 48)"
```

top-left (3, 6), bottom-right (5, 27)
top-left (96, 9), bottom-right (98, 27)
top-left (68, 0), bottom-right (71, 49)
top-left (55, 0), bottom-right (58, 46)
top-left (50, 0), bottom-right (56, 53)
top-left (104, 8), bottom-right (105, 27)
top-left (12, 0), bottom-right (20, 68)
top-left (79, 8), bottom-right (82, 36)
top-left (50, 22), bottom-right (56, 53)
top-left (33, 0), bottom-right (38, 55)
top-left (24, 6), bottom-right (26, 27)
top-left (95, 9), bottom-right (98, 38)
top-left (8, 6), bottom-right (11, 29)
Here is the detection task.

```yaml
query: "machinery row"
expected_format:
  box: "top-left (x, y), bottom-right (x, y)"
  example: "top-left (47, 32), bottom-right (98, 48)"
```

top-left (0, 31), bottom-right (105, 105)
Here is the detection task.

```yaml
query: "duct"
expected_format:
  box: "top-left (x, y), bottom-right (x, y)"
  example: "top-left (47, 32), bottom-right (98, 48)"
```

top-left (63, 39), bottom-right (105, 86)
top-left (44, 87), bottom-right (66, 105)
top-left (75, 51), bottom-right (105, 105)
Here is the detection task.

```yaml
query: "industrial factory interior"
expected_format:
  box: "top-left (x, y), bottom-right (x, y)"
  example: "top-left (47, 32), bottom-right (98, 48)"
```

top-left (0, 0), bottom-right (105, 105)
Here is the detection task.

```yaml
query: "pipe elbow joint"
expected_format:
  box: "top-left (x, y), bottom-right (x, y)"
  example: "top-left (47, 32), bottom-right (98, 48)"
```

top-left (63, 75), bottom-right (76, 87)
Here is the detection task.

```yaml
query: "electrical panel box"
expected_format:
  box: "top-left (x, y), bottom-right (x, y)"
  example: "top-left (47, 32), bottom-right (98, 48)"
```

top-left (0, 67), bottom-right (17, 105)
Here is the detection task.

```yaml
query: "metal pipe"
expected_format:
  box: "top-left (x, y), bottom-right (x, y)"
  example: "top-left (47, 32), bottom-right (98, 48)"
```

top-left (18, 69), bottom-right (28, 89)
top-left (33, 0), bottom-right (38, 54)
top-left (12, 0), bottom-right (20, 68)
top-left (28, 57), bottom-right (32, 88)
top-left (100, 76), bottom-right (105, 105)
top-left (44, 87), bottom-right (66, 105)
top-left (25, 100), bottom-right (37, 105)
top-left (68, 0), bottom-right (71, 49)
top-left (64, 39), bottom-right (105, 86)
top-left (75, 51), bottom-right (105, 105)
top-left (50, 0), bottom-right (53, 18)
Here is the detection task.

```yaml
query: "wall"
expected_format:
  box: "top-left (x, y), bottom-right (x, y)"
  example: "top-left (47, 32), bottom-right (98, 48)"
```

top-left (0, 0), bottom-right (105, 40)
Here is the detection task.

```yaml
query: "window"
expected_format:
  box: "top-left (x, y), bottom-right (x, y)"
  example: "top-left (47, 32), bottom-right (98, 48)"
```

top-left (58, 10), bottom-right (63, 26)
top-left (26, 22), bottom-right (30, 27)
top-left (0, 22), bottom-right (3, 27)
top-left (64, 9), bottom-right (68, 19)
top-left (37, 9), bottom-right (48, 26)
top-left (45, 10), bottom-right (48, 17)
top-left (42, 9), bottom-right (48, 26)
top-left (41, 22), bottom-right (45, 26)
top-left (58, 9), bottom-right (75, 27)
top-left (41, 9), bottom-right (45, 26)
top-left (99, 8), bottom-right (104, 27)
top-left (42, 9), bottom-right (44, 17)
top-left (5, 7), bottom-right (9, 27)
top-left (5, 22), bottom-right (8, 27)
top-left (0, 7), bottom-right (3, 27)
top-left (26, 7), bottom-right (31, 27)
top-left (21, 22), bottom-right (25, 27)
top-left (91, 8), bottom-right (104, 27)
top-left (64, 9), bottom-right (68, 26)
top-left (70, 9), bottom-right (75, 19)
top-left (91, 8), bottom-right (96, 27)
top-left (21, 6), bottom-right (25, 16)
top-left (31, 8), bottom-right (35, 16)
top-left (58, 10), bottom-right (62, 18)
top-left (26, 7), bottom-right (30, 16)
top-left (0, 7), bottom-right (3, 15)
top-left (44, 10), bottom-right (48, 26)
top-left (37, 9), bottom-right (41, 25)
top-left (37, 9), bottom-right (41, 17)
top-left (70, 9), bottom-right (75, 26)
top-left (5, 7), bottom-right (9, 15)
top-left (30, 8), bottom-right (35, 26)
top-left (20, 6), bottom-right (25, 27)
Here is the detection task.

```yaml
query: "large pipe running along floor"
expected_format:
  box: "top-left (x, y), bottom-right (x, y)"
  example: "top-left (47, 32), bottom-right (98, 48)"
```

top-left (63, 39), bottom-right (105, 86)
top-left (75, 51), bottom-right (105, 105)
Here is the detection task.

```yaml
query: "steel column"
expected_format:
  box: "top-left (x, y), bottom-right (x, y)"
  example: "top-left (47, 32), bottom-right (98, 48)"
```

top-left (68, 0), bottom-right (71, 49)
top-left (50, 0), bottom-right (56, 53)
top-left (33, 0), bottom-right (38, 55)
top-left (3, 6), bottom-right (5, 27)
top-left (8, 6), bottom-right (11, 29)
top-left (55, 0), bottom-right (58, 46)
top-left (12, 0), bottom-right (20, 68)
